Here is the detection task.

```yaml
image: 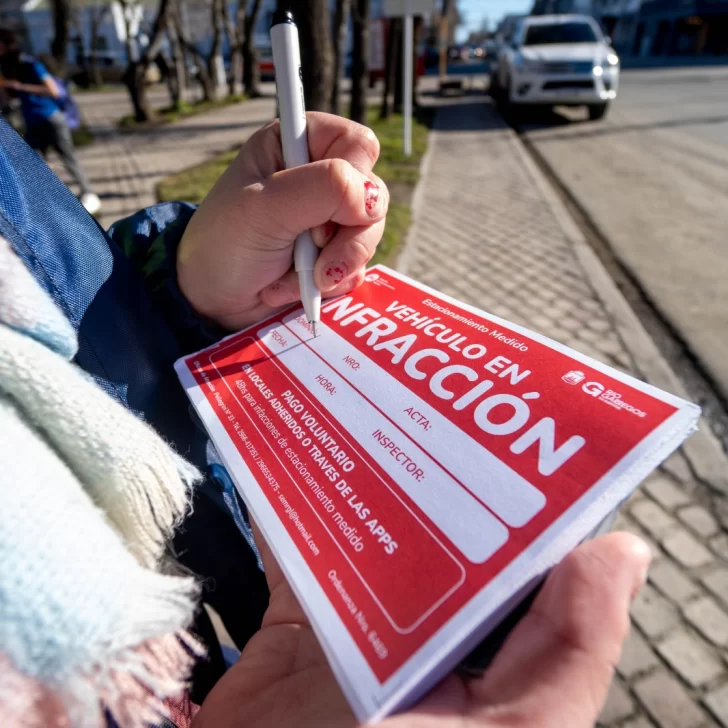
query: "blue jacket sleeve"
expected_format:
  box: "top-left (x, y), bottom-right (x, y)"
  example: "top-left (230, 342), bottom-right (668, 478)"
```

top-left (108, 201), bottom-right (227, 353)
top-left (32, 60), bottom-right (50, 81)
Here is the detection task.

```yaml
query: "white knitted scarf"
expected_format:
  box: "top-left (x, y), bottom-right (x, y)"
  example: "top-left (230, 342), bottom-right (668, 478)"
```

top-left (0, 235), bottom-right (204, 727)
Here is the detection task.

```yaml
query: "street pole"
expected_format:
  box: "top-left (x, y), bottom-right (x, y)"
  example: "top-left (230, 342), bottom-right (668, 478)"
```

top-left (403, 0), bottom-right (413, 156)
top-left (438, 0), bottom-right (451, 80)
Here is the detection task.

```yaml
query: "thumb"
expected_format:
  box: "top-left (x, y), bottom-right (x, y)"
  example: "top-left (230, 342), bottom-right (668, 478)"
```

top-left (471, 532), bottom-right (651, 728)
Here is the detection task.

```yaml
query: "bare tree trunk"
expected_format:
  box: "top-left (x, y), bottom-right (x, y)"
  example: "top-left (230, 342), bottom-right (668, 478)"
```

top-left (125, 62), bottom-right (154, 121)
top-left (298, 0), bottom-right (333, 112)
top-left (243, 0), bottom-right (263, 97)
top-left (229, 49), bottom-right (243, 98)
top-left (439, 0), bottom-right (453, 78)
top-left (350, 0), bottom-right (369, 124)
top-left (167, 31), bottom-right (185, 105)
top-left (123, 0), bottom-right (171, 122)
top-left (90, 5), bottom-right (110, 87)
top-left (331, 0), bottom-right (350, 115)
top-left (90, 18), bottom-right (102, 87)
top-left (224, 0), bottom-right (245, 96)
top-left (393, 18), bottom-right (403, 114)
top-left (91, 60), bottom-right (103, 88)
top-left (173, 9), bottom-right (216, 102)
top-left (69, 8), bottom-right (87, 83)
top-left (166, 0), bottom-right (186, 105)
top-left (190, 48), bottom-right (216, 102)
top-left (50, 0), bottom-right (71, 76)
top-left (380, 18), bottom-right (397, 119)
top-left (208, 0), bottom-right (225, 97)
top-left (412, 15), bottom-right (422, 108)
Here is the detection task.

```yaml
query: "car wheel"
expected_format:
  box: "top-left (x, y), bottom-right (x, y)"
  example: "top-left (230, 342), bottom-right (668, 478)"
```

top-left (501, 100), bottom-right (524, 125)
top-left (498, 76), bottom-right (512, 107)
top-left (588, 102), bottom-right (610, 121)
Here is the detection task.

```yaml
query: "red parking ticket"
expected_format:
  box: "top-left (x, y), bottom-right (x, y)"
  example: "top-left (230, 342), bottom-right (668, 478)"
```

top-left (176, 265), bottom-right (699, 721)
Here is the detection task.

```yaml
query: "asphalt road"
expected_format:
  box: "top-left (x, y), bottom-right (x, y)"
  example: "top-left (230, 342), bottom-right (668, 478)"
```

top-left (518, 66), bottom-right (728, 403)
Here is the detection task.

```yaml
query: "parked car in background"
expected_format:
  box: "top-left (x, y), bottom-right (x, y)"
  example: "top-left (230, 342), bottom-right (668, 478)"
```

top-left (482, 39), bottom-right (498, 61)
top-left (447, 45), bottom-right (470, 62)
top-left (493, 14), bottom-right (526, 59)
top-left (423, 46), bottom-right (439, 70)
top-left (492, 14), bottom-right (620, 120)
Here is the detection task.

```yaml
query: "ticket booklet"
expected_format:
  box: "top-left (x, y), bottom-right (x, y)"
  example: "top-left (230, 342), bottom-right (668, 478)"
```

top-left (176, 265), bottom-right (699, 722)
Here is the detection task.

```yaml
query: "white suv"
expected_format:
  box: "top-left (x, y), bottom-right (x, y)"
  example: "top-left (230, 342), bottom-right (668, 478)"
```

top-left (493, 14), bottom-right (619, 120)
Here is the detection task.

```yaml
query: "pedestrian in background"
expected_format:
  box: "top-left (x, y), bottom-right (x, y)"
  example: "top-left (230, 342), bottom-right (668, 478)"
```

top-left (0, 28), bottom-right (101, 216)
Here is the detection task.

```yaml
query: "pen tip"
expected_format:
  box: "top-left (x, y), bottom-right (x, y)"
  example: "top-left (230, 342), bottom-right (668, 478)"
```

top-left (311, 322), bottom-right (318, 338)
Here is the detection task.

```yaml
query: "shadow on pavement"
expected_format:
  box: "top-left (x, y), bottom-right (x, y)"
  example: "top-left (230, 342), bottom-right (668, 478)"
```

top-left (419, 92), bottom-right (510, 133)
top-left (123, 119), bottom-right (266, 138)
top-left (621, 56), bottom-right (728, 70)
top-left (78, 140), bottom-right (241, 162)
top-left (98, 190), bottom-right (139, 200)
top-left (89, 169), bottom-right (183, 185)
top-left (520, 110), bottom-right (728, 140)
top-left (419, 87), bottom-right (489, 99)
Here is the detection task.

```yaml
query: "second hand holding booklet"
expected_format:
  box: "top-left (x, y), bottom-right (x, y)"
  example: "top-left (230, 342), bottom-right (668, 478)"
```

top-left (177, 268), bottom-right (699, 721)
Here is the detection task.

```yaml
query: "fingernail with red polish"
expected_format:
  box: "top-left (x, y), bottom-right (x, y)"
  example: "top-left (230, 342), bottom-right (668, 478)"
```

top-left (364, 180), bottom-right (380, 216)
top-left (265, 281), bottom-right (294, 304)
top-left (323, 262), bottom-right (348, 291)
top-left (323, 221), bottom-right (338, 241)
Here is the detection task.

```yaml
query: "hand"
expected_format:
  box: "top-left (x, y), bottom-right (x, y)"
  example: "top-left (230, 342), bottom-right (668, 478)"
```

top-left (0, 78), bottom-right (19, 91)
top-left (192, 530), bottom-right (651, 728)
top-left (177, 113), bottom-right (389, 330)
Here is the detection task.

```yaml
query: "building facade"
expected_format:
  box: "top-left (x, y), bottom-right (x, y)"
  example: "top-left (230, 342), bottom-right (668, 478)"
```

top-left (529, 0), bottom-right (727, 56)
top-left (530, 0), bottom-right (642, 52)
top-left (531, 0), bottom-right (596, 14)
top-left (15, 0), bottom-right (391, 69)
top-left (0, 0), bottom-right (30, 44)
top-left (19, 0), bottom-right (280, 65)
top-left (635, 0), bottom-right (728, 56)
top-left (592, 0), bottom-right (643, 53)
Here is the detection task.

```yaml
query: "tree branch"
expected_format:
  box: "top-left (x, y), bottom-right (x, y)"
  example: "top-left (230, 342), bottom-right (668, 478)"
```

top-left (127, 0), bottom-right (171, 66)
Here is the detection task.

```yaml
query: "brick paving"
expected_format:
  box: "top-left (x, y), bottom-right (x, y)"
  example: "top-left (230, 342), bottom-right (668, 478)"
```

top-left (51, 85), bottom-right (728, 727)
top-left (402, 98), bottom-right (728, 727)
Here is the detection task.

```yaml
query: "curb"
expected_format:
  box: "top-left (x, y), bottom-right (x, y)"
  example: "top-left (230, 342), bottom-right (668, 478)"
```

top-left (508, 126), bottom-right (728, 497)
top-left (395, 122), bottom-right (435, 278)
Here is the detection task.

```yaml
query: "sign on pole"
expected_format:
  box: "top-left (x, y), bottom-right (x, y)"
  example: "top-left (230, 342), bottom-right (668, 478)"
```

top-left (403, 1), bottom-right (413, 156)
top-left (368, 18), bottom-right (386, 73)
top-left (383, 0), bottom-right (435, 15)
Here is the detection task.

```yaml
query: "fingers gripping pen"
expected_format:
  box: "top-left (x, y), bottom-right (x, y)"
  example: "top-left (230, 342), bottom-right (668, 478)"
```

top-left (270, 10), bottom-right (321, 336)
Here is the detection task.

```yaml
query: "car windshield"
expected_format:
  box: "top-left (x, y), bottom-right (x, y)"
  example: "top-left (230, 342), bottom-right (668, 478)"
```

top-left (523, 22), bottom-right (599, 45)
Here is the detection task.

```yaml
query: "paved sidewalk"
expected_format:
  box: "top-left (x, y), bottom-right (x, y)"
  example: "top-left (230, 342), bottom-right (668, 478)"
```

top-left (400, 98), bottom-right (728, 728)
top-left (56, 86), bottom-right (276, 230)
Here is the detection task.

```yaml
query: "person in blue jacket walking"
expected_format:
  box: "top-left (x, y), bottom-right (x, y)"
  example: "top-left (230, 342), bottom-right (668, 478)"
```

top-left (0, 27), bottom-right (100, 215)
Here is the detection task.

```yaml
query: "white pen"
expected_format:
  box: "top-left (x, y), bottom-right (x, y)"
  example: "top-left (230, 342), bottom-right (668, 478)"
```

top-left (270, 10), bottom-right (321, 337)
